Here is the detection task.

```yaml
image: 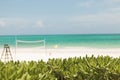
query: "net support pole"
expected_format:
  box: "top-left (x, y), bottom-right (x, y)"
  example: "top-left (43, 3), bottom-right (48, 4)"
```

top-left (44, 40), bottom-right (47, 55)
top-left (15, 36), bottom-right (17, 61)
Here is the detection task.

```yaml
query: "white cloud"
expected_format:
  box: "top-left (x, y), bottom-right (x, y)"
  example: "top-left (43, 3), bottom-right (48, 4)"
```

top-left (35, 21), bottom-right (44, 27)
top-left (0, 18), bottom-right (27, 27)
top-left (74, 0), bottom-right (120, 24)
top-left (111, 0), bottom-right (120, 3)
top-left (107, 7), bottom-right (120, 13)
top-left (77, 0), bottom-right (120, 11)
top-left (0, 20), bottom-right (6, 27)
top-left (0, 18), bottom-right (45, 28)
top-left (78, 1), bottom-right (94, 8)
top-left (70, 12), bottom-right (120, 26)
top-left (102, 0), bottom-right (120, 7)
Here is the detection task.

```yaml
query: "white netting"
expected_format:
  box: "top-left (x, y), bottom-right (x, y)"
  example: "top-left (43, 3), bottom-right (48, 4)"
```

top-left (16, 40), bottom-right (45, 48)
top-left (15, 40), bottom-right (47, 61)
top-left (16, 40), bottom-right (46, 54)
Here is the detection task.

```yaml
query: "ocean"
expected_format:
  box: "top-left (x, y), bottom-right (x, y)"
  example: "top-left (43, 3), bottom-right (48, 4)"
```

top-left (0, 34), bottom-right (120, 48)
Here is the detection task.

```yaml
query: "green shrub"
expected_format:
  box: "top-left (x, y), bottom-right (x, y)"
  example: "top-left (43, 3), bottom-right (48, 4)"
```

top-left (0, 55), bottom-right (120, 80)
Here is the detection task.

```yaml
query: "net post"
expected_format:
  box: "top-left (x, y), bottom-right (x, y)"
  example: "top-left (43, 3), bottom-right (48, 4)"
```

top-left (43, 37), bottom-right (46, 56)
top-left (15, 36), bottom-right (17, 61)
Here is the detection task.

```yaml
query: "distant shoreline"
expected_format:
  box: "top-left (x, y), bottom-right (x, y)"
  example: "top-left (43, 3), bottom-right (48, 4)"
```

top-left (0, 33), bottom-right (120, 36)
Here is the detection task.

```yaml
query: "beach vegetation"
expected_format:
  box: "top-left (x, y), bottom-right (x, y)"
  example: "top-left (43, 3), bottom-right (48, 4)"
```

top-left (0, 56), bottom-right (120, 80)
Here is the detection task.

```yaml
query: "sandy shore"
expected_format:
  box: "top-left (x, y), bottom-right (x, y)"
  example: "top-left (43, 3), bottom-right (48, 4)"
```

top-left (0, 47), bottom-right (120, 62)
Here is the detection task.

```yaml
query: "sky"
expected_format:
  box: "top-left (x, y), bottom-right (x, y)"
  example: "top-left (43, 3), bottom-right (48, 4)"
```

top-left (0, 0), bottom-right (120, 35)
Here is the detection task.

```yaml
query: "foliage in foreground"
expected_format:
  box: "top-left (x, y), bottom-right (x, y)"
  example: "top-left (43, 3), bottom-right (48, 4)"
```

top-left (0, 55), bottom-right (120, 80)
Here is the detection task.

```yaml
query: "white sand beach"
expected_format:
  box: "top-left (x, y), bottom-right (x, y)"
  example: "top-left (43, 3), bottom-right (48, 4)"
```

top-left (0, 47), bottom-right (120, 62)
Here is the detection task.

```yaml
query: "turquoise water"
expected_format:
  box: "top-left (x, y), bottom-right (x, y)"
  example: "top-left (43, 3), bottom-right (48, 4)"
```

top-left (0, 34), bottom-right (120, 48)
